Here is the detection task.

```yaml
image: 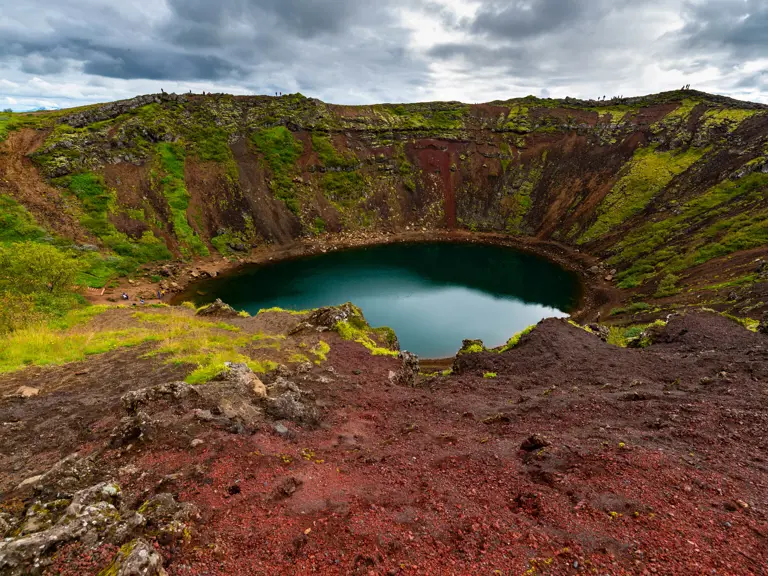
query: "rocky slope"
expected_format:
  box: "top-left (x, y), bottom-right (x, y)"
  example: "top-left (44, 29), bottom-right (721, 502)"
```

top-left (1, 89), bottom-right (767, 318)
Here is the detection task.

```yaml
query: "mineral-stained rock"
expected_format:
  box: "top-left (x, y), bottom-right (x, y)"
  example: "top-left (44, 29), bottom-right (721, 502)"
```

top-left (195, 298), bottom-right (240, 318)
top-left (388, 351), bottom-right (420, 387)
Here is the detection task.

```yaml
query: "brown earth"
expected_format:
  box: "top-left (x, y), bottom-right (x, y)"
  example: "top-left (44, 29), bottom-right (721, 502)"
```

top-left (1, 309), bottom-right (766, 575)
top-left (0, 130), bottom-right (87, 241)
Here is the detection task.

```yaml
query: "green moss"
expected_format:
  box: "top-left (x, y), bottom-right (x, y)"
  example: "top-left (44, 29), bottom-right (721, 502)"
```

top-left (499, 324), bottom-right (536, 352)
top-left (579, 145), bottom-right (706, 243)
top-left (461, 343), bottom-right (484, 354)
top-left (321, 171), bottom-right (365, 204)
top-left (211, 229), bottom-right (251, 255)
top-left (309, 217), bottom-right (326, 236)
top-left (503, 105), bottom-right (531, 133)
top-left (483, 372), bottom-right (497, 379)
top-left (333, 305), bottom-right (399, 357)
top-left (156, 143), bottom-right (208, 257)
top-left (701, 108), bottom-right (759, 132)
top-left (654, 273), bottom-right (680, 297)
top-left (609, 302), bottom-right (650, 316)
top-left (251, 126), bottom-right (304, 214)
top-left (311, 340), bottom-right (331, 363)
top-left (702, 274), bottom-right (758, 291)
top-left (311, 133), bottom-right (358, 168)
top-left (52, 172), bottom-right (172, 284)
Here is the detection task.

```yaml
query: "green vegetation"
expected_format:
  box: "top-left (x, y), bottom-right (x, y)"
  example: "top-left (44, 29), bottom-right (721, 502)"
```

top-left (251, 126), bottom-right (304, 214)
top-left (654, 273), bottom-right (680, 297)
top-left (0, 307), bottom-right (280, 380)
top-left (0, 194), bottom-right (47, 243)
top-left (579, 145), bottom-right (706, 243)
top-left (610, 302), bottom-right (650, 316)
top-left (321, 171), bottom-right (365, 204)
top-left (483, 372), bottom-right (497, 379)
top-left (503, 105), bottom-right (531, 133)
top-left (376, 104), bottom-right (468, 132)
top-left (60, 172), bottom-right (172, 278)
top-left (156, 143), bottom-right (209, 257)
top-left (606, 320), bottom-right (666, 347)
top-left (311, 133), bottom-right (358, 169)
top-left (333, 304), bottom-right (399, 357)
top-left (499, 324), bottom-right (536, 352)
top-left (503, 156), bottom-right (544, 233)
top-left (311, 340), bottom-right (331, 363)
top-left (0, 242), bottom-right (86, 334)
top-left (610, 171), bottom-right (768, 288)
top-left (701, 108), bottom-right (758, 132)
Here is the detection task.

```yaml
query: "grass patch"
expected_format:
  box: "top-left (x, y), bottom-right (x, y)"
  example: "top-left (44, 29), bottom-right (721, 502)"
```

top-left (251, 126), bottom-right (304, 214)
top-left (156, 143), bottom-right (208, 258)
top-left (311, 133), bottom-right (358, 169)
top-left (311, 340), bottom-right (331, 363)
top-left (333, 305), bottom-right (399, 357)
top-left (0, 305), bottom-right (286, 380)
top-left (610, 171), bottom-right (768, 288)
top-left (579, 145), bottom-right (706, 243)
top-left (610, 302), bottom-right (650, 316)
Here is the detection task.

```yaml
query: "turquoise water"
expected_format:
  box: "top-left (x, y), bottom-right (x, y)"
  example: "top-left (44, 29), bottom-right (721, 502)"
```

top-left (185, 242), bottom-right (580, 358)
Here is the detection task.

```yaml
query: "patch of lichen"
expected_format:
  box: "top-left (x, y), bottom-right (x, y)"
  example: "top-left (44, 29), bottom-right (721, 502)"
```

top-left (578, 144), bottom-right (707, 243)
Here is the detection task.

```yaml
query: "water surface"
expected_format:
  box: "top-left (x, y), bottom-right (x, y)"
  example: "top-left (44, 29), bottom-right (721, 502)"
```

top-left (185, 242), bottom-right (580, 357)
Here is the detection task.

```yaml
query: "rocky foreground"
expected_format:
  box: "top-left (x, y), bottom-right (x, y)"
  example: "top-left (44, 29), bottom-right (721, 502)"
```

top-left (0, 307), bottom-right (766, 575)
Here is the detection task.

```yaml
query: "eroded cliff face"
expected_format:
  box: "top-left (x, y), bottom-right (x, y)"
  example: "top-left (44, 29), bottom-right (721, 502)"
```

top-left (1, 90), bottom-right (767, 302)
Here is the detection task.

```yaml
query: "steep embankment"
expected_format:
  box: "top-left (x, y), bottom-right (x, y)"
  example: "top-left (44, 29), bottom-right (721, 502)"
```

top-left (1, 90), bottom-right (767, 319)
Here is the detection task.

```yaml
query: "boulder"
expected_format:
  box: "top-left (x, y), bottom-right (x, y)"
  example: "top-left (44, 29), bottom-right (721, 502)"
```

top-left (104, 538), bottom-right (167, 576)
top-left (265, 377), bottom-right (319, 425)
top-left (388, 351), bottom-right (420, 387)
top-left (289, 302), bottom-right (359, 334)
top-left (587, 323), bottom-right (610, 342)
top-left (110, 412), bottom-right (154, 447)
top-left (195, 298), bottom-right (240, 318)
top-left (121, 381), bottom-right (197, 412)
top-left (0, 482), bottom-right (145, 576)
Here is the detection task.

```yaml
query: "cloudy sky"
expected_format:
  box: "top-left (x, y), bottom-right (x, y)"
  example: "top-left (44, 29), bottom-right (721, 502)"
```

top-left (1, 0), bottom-right (766, 110)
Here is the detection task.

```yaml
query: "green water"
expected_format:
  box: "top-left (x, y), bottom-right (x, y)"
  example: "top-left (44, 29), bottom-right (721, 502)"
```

top-left (185, 242), bottom-right (580, 358)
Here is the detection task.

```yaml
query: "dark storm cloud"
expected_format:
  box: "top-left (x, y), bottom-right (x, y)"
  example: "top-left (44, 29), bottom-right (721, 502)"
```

top-left (0, 0), bottom-right (423, 94)
top-left (469, 0), bottom-right (589, 39)
top-left (672, 0), bottom-right (768, 61)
